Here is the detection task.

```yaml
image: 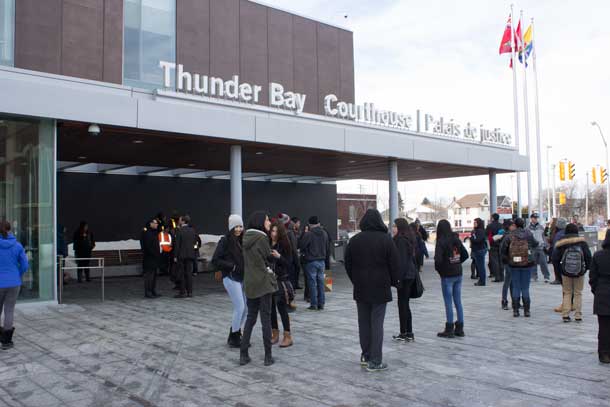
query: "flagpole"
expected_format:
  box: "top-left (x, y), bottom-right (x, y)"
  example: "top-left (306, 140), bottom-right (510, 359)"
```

top-left (531, 18), bottom-right (545, 220)
top-left (520, 10), bottom-right (533, 218)
top-left (511, 5), bottom-right (522, 218)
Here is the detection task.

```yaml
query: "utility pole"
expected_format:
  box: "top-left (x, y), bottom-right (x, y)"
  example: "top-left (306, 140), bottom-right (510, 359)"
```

top-left (546, 145), bottom-right (552, 219)
top-left (586, 170), bottom-right (590, 226)
top-left (552, 163), bottom-right (557, 219)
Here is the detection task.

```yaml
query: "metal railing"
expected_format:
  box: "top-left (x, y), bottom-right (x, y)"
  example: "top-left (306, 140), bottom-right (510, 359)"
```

top-left (57, 256), bottom-right (105, 304)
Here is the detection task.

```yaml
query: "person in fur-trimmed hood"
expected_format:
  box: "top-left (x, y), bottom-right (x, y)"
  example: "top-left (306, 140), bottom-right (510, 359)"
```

top-left (552, 223), bottom-right (592, 322)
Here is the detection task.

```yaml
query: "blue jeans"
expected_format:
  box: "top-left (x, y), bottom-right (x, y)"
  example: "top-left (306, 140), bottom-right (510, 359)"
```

top-left (510, 267), bottom-right (533, 303)
top-left (223, 277), bottom-right (247, 332)
top-left (502, 266), bottom-right (512, 302)
top-left (473, 249), bottom-right (487, 285)
top-left (441, 276), bottom-right (464, 323)
top-left (305, 260), bottom-right (325, 307)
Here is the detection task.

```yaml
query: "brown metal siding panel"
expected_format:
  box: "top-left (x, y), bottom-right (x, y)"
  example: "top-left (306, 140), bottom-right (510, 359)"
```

top-left (14, 0), bottom-right (62, 74)
top-left (239, 0), bottom-right (268, 105)
top-left (316, 23), bottom-right (340, 111)
top-left (292, 16), bottom-right (318, 114)
top-left (209, 0), bottom-right (239, 79)
top-left (267, 8), bottom-right (293, 92)
top-left (103, 0), bottom-right (124, 84)
top-left (177, 0), bottom-right (210, 75)
top-left (339, 30), bottom-right (355, 104)
top-left (61, 0), bottom-right (104, 81)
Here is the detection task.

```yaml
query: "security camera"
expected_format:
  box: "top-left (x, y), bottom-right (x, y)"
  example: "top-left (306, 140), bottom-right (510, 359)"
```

top-left (88, 123), bottom-right (101, 136)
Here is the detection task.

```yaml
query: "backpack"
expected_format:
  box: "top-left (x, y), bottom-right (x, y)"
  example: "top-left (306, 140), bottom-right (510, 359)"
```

top-left (508, 234), bottom-right (531, 267)
top-left (560, 245), bottom-right (585, 277)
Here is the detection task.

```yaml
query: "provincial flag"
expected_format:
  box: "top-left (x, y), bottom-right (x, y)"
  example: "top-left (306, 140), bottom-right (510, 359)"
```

top-left (498, 15), bottom-right (513, 54)
top-left (519, 24), bottom-right (534, 66)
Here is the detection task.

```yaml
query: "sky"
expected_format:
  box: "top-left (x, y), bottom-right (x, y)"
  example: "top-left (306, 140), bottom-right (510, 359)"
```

top-left (262, 0), bottom-right (610, 211)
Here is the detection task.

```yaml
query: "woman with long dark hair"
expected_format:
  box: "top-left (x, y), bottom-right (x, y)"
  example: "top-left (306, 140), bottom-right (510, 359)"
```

top-left (212, 215), bottom-right (246, 348)
top-left (392, 219), bottom-right (417, 342)
top-left (0, 220), bottom-right (29, 349)
top-left (240, 211), bottom-right (278, 366)
top-left (411, 222), bottom-right (429, 273)
top-left (434, 220), bottom-right (469, 338)
top-left (73, 221), bottom-right (95, 282)
top-left (470, 218), bottom-right (488, 286)
top-left (269, 220), bottom-right (294, 348)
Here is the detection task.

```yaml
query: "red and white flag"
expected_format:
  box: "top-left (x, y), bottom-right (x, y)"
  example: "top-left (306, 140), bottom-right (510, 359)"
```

top-left (498, 14), bottom-right (513, 54)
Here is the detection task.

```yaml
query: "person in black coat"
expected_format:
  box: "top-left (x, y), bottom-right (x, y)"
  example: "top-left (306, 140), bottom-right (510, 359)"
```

top-left (486, 213), bottom-right (504, 282)
top-left (470, 218), bottom-right (488, 286)
top-left (73, 221), bottom-right (95, 283)
top-left (173, 215), bottom-right (198, 298)
top-left (140, 218), bottom-right (162, 299)
top-left (590, 231), bottom-right (610, 363)
top-left (392, 218), bottom-right (418, 342)
top-left (345, 209), bottom-right (399, 372)
top-left (269, 220), bottom-right (294, 348)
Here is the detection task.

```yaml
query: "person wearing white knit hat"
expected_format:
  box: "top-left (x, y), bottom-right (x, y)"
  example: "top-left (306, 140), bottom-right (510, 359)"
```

top-left (212, 214), bottom-right (246, 348)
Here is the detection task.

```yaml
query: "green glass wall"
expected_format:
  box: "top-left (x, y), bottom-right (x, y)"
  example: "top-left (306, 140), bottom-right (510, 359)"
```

top-left (0, 116), bottom-right (55, 302)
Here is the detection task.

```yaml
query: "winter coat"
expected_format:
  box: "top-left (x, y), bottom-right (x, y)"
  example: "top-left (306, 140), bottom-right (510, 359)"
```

top-left (528, 222), bottom-right (547, 249)
top-left (485, 221), bottom-right (503, 248)
top-left (286, 227), bottom-right (301, 274)
top-left (393, 235), bottom-right (417, 281)
top-left (344, 210), bottom-right (400, 304)
top-left (73, 230), bottom-right (95, 258)
top-left (434, 234), bottom-right (469, 278)
top-left (414, 235), bottom-right (428, 267)
top-left (590, 233), bottom-right (610, 316)
top-left (271, 240), bottom-right (293, 282)
top-left (243, 229), bottom-right (277, 299)
top-left (212, 234), bottom-right (244, 282)
top-left (551, 234), bottom-right (592, 277)
top-left (140, 228), bottom-right (161, 270)
top-left (470, 228), bottom-right (487, 252)
top-left (0, 233), bottom-right (29, 289)
top-left (299, 226), bottom-right (331, 268)
top-left (174, 225), bottom-right (198, 260)
top-left (500, 228), bottom-right (539, 268)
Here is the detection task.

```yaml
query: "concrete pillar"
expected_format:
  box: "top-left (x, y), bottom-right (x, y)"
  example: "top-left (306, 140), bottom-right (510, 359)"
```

top-left (489, 169), bottom-right (498, 215)
top-left (389, 160), bottom-right (399, 224)
top-left (230, 145), bottom-right (242, 218)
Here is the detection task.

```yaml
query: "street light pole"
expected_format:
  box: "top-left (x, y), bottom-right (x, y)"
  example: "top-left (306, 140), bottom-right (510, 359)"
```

top-left (546, 145), bottom-right (552, 219)
top-left (592, 122), bottom-right (610, 221)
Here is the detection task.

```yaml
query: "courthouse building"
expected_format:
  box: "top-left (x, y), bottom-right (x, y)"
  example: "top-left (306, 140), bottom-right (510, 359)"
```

top-left (0, 0), bottom-right (527, 303)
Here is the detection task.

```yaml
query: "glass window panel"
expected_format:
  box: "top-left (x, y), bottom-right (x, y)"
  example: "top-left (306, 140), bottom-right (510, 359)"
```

top-left (0, 116), bottom-right (55, 302)
top-left (124, 0), bottom-right (176, 89)
top-left (0, 0), bottom-right (14, 66)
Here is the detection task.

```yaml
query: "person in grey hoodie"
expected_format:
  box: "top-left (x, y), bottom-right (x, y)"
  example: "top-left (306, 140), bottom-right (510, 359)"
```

top-left (240, 211), bottom-right (278, 367)
top-left (528, 213), bottom-right (550, 282)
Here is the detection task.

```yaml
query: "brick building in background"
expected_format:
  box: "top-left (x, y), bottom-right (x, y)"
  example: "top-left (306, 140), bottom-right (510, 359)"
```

top-left (337, 193), bottom-right (377, 232)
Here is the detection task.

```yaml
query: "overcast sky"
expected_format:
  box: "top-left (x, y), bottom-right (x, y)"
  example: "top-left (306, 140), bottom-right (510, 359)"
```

top-left (263, 0), bottom-right (610, 211)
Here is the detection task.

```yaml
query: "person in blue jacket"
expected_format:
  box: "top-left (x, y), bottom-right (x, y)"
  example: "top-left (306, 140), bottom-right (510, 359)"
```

top-left (0, 219), bottom-right (29, 350)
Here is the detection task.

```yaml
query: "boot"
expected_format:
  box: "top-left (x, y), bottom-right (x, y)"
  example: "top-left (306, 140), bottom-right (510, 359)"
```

top-left (512, 301), bottom-right (520, 317)
top-left (279, 332), bottom-right (293, 348)
top-left (454, 322), bottom-right (464, 337)
top-left (437, 323), bottom-right (455, 338)
top-left (1, 328), bottom-right (14, 350)
top-left (554, 305), bottom-right (562, 313)
top-left (523, 299), bottom-right (531, 318)
top-left (501, 300), bottom-right (509, 310)
top-left (271, 329), bottom-right (280, 345)
top-left (227, 328), bottom-right (241, 348)
top-left (264, 352), bottom-right (275, 366)
top-left (600, 353), bottom-right (610, 364)
top-left (239, 350), bottom-right (251, 366)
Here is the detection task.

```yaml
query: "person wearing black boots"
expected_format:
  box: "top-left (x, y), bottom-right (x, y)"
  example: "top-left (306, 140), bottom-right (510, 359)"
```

top-left (140, 218), bottom-right (162, 299)
top-left (0, 220), bottom-right (29, 350)
top-left (471, 218), bottom-right (488, 286)
top-left (590, 231), bottom-right (610, 364)
top-left (434, 220), bottom-right (469, 338)
top-left (392, 219), bottom-right (418, 342)
top-left (240, 212), bottom-right (277, 367)
top-left (212, 215), bottom-right (246, 349)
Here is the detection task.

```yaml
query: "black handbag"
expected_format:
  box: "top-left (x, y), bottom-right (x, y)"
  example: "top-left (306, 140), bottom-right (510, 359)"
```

top-left (410, 272), bottom-right (424, 299)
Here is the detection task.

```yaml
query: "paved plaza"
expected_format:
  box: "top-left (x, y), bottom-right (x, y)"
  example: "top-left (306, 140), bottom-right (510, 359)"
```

top-left (2, 260), bottom-right (610, 407)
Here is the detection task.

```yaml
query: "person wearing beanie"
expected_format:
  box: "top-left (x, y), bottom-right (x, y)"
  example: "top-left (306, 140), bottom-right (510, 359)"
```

top-left (212, 214), bottom-right (246, 348)
top-left (551, 218), bottom-right (569, 286)
top-left (501, 217), bottom-right (539, 317)
top-left (299, 215), bottom-right (331, 310)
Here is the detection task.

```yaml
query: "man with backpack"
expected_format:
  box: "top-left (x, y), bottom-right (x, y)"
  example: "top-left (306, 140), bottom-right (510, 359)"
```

top-left (501, 218), bottom-right (539, 317)
top-left (552, 223), bottom-right (592, 322)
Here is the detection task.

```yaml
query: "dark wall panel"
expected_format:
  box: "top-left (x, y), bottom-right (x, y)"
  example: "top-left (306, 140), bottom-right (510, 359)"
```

top-left (177, 0), bottom-right (210, 75)
top-left (14, 0), bottom-right (62, 74)
top-left (317, 24), bottom-right (340, 107)
top-left (61, 0), bottom-right (104, 81)
top-left (103, 0), bottom-right (124, 84)
top-left (339, 30), bottom-right (355, 104)
top-left (267, 9), bottom-right (293, 91)
top-left (210, 0), bottom-right (239, 79)
top-left (58, 173), bottom-right (337, 243)
top-left (293, 16), bottom-right (318, 114)
top-left (239, 0), bottom-right (268, 104)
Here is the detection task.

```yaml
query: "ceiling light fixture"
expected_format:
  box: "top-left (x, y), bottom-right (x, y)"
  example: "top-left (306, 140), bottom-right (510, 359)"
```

top-left (349, 160), bottom-right (357, 164)
top-left (256, 151), bottom-right (264, 155)
top-left (77, 156), bottom-right (87, 160)
top-left (133, 140), bottom-right (144, 144)
top-left (188, 163), bottom-right (196, 167)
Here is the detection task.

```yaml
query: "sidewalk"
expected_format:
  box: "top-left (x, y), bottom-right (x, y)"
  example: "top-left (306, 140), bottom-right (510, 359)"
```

top-left (2, 261), bottom-right (609, 407)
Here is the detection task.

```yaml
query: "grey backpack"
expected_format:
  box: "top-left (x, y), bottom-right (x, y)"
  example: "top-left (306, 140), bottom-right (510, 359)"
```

top-left (560, 245), bottom-right (585, 277)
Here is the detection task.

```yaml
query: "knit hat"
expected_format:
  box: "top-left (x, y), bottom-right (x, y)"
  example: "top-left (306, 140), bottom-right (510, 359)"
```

top-left (228, 214), bottom-right (244, 231)
top-left (278, 213), bottom-right (291, 227)
top-left (308, 216), bottom-right (319, 225)
top-left (556, 217), bottom-right (568, 230)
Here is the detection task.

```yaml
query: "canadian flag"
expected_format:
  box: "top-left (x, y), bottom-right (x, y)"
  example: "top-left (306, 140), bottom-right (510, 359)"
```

top-left (498, 15), bottom-right (513, 55)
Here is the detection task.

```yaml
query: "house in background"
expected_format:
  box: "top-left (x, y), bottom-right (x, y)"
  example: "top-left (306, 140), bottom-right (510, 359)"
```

top-left (337, 193), bottom-right (377, 232)
top-left (448, 194), bottom-right (513, 229)
top-left (407, 197), bottom-right (447, 226)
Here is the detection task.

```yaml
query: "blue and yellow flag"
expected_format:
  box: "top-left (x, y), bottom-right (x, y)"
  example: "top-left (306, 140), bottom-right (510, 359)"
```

top-left (519, 25), bottom-right (533, 66)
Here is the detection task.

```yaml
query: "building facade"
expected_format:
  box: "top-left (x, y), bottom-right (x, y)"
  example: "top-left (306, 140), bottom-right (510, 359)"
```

top-left (448, 194), bottom-right (513, 229)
